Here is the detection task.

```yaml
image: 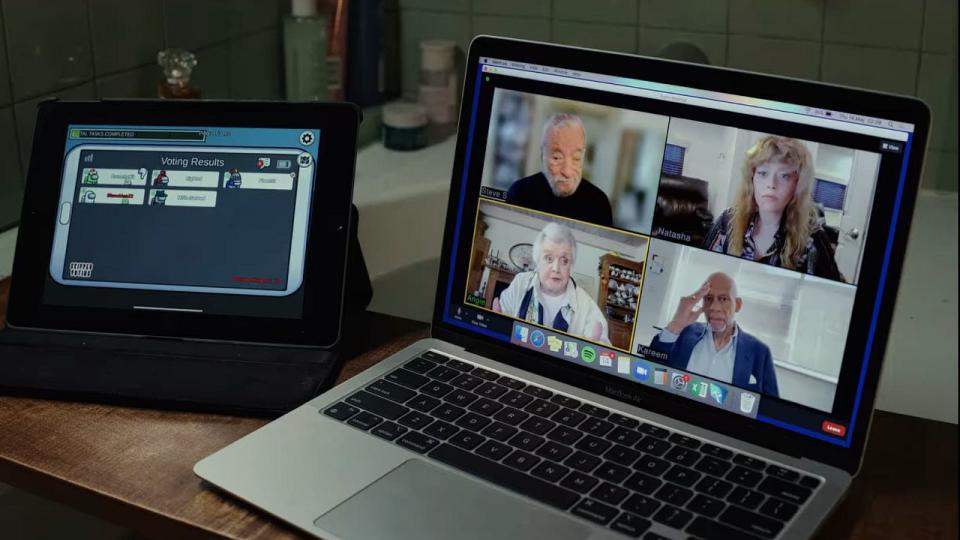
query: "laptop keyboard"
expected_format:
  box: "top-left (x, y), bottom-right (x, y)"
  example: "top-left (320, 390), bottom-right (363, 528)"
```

top-left (322, 351), bottom-right (822, 539)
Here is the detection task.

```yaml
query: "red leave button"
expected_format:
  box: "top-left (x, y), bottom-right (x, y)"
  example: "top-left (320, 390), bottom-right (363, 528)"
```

top-left (822, 420), bottom-right (846, 437)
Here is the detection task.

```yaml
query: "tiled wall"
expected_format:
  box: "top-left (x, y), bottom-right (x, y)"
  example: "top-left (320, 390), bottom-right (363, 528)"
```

top-left (397, 0), bottom-right (958, 192)
top-left (0, 0), bottom-right (286, 231)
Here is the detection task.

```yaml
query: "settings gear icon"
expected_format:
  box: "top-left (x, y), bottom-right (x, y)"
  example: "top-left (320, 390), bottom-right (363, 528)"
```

top-left (299, 131), bottom-right (315, 146)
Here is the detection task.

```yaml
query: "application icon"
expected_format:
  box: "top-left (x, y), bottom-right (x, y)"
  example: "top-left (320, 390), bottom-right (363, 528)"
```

top-left (740, 392), bottom-right (757, 413)
top-left (708, 383), bottom-right (727, 405)
top-left (547, 336), bottom-right (563, 353)
top-left (298, 153), bottom-right (312, 167)
top-left (633, 362), bottom-right (651, 381)
top-left (653, 368), bottom-right (668, 385)
top-left (581, 346), bottom-right (596, 363)
top-left (598, 351), bottom-right (615, 367)
top-left (690, 379), bottom-right (708, 398)
top-left (256, 157), bottom-right (271, 169)
top-left (563, 341), bottom-right (579, 358)
top-left (530, 330), bottom-right (545, 348)
top-left (617, 356), bottom-right (631, 374)
top-left (299, 131), bottom-right (315, 145)
top-left (513, 324), bottom-right (528, 343)
top-left (670, 372), bottom-right (690, 391)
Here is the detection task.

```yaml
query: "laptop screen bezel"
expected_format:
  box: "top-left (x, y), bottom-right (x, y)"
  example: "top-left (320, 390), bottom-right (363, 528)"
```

top-left (433, 35), bottom-right (930, 474)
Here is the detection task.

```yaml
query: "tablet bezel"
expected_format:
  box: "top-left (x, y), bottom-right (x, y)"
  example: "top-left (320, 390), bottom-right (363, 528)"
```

top-left (8, 99), bottom-right (358, 348)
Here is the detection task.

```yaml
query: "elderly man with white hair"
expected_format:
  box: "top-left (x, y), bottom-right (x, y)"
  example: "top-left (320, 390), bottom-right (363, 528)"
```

top-left (492, 221), bottom-right (610, 344)
top-left (505, 112), bottom-right (613, 226)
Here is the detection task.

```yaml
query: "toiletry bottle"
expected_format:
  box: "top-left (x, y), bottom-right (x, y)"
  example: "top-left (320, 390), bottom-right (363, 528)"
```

top-left (157, 49), bottom-right (201, 99)
top-left (283, 0), bottom-right (328, 100)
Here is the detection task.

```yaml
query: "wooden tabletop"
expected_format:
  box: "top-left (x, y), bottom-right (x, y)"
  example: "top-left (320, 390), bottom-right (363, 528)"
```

top-left (0, 278), bottom-right (956, 539)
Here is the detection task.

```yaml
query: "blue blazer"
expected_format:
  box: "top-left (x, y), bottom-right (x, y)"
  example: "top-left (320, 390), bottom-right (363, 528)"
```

top-left (649, 323), bottom-right (779, 397)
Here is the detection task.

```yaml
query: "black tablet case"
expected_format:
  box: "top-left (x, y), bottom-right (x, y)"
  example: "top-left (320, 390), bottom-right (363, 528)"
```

top-left (0, 205), bottom-right (373, 416)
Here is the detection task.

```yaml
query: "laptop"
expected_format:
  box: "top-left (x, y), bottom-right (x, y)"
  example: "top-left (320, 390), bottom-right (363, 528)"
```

top-left (195, 36), bottom-right (929, 539)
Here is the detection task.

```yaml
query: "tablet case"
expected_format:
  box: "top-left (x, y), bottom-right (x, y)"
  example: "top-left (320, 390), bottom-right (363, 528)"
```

top-left (0, 205), bottom-right (372, 416)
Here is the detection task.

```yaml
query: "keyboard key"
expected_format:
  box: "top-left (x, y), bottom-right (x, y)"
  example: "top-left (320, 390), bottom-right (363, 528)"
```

top-left (471, 367), bottom-right (500, 381)
top-left (449, 430), bottom-right (486, 451)
top-left (552, 408), bottom-right (587, 428)
top-left (396, 432), bottom-right (440, 453)
top-left (621, 493), bottom-right (660, 517)
top-left (385, 369), bottom-right (430, 389)
top-left (366, 380), bottom-right (416, 403)
top-left (426, 365), bottom-right (459, 382)
top-left (476, 440), bottom-right (512, 461)
top-left (421, 351), bottom-right (448, 363)
top-left (635, 455), bottom-right (671, 476)
top-left (575, 435), bottom-right (612, 456)
top-left (323, 403), bottom-right (359, 421)
top-left (638, 423), bottom-right (670, 438)
top-left (604, 444), bottom-right (641, 466)
top-left (503, 449), bottom-right (540, 472)
top-left (536, 440), bottom-right (573, 462)
top-left (522, 385), bottom-right (553, 399)
top-left (799, 475), bottom-right (822, 489)
top-left (444, 389), bottom-right (478, 407)
top-left (719, 506), bottom-right (784, 538)
top-left (695, 476), bottom-right (734, 499)
top-left (652, 504), bottom-right (693, 529)
top-left (446, 359), bottom-right (474, 372)
top-left (451, 374), bottom-right (484, 391)
top-left (687, 493), bottom-right (726, 518)
top-left (591, 482), bottom-right (629, 505)
top-left (429, 444), bottom-right (579, 509)
top-left (431, 403), bottom-right (466, 422)
top-left (560, 471), bottom-right (598, 493)
top-left (733, 454), bottom-right (766, 471)
top-left (643, 531), bottom-right (671, 540)
top-left (726, 486), bottom-right (764, 509)
top-left (525, 399), bottom-right (560, 418)
top-left (508, 431), bottom-right (545, 452)
top-left (766, 464), bottom-right (800, 482)
top-left (530, 460), bottom-right (570, 483)
top-left (421, 380), bottom-right (454, 398)
top-left (423, 419), bottom-right (458, 440)
top-left (608, 413), bottom-right (640, 428)
top-left (496, 375), bottom-right (525, 390)
top-left (686, 516), bottom-right (760, 540)
top-left (398, 411), bottom-right (433, 430)
top-left (635, 436), bottom-right (671, 456)
top-left (607, 426), bottom-right (643, 446)
top-left (475, 381), bottom-right (508, 400)
top-left (663, 465), bottom-right (701, 488)
top-left (624, 472), bottom-right (662, 494)
top-left (581, 418), bottom-right (615, 436)
top-left (610, 512), bottom-right (652, 537)
top-left (668, 433), bottom-right (701, 449)
top-left (371, 422), bottom-right (408, 441)
top-left (595, 461), bottom-right (631, 483)
top-left (571, 498), bottom-right (618, 525)
top-left (758, 496), bottom-right (799, 521)
top-left (565, 451), bottom-right (601, 473)
top-left (578, 403), bottom-right (609, 418)
top-left (727, 465), bottom-right (764, 488)
top-left (493, 407), bottom-right (529, 426)
top-left (695, 456), bottom-right (732, 477)
top-left (546, 425), bottom-right (584, 445)
top-left (757, 476), bottom-right (812, 504)
top-left (654, 483), bottom-right (693, 506)
top-left (468, 397), bottom-right (503, 416)
top-left (519, 416), bottom-right (556, 435)
top-left (346, 391), bottom-right (409, 420)
top-left (403, 357), bottom-right (436, 374)
top-left (500, 390), bottom-right (535, 409)
top-left (700, 444), bottom-right (734, 460)
top-left (407, 394), bottom-right (441, 412)
top-left (550, 394), bottom-right (581, 409)
top-left (456, 412), bottom-right (491, 431)
top-left (664, 446), bottom-right (702, 467)
top-left (481, 421), bottom-right (518, 442)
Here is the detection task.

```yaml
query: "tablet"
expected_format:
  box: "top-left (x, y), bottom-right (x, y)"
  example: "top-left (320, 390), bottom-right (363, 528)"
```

top-left (7, 99), bottom-right (359, 347)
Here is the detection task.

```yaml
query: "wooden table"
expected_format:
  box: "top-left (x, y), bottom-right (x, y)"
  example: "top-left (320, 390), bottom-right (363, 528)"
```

top-left (0, 278), bottom-right (956, 539)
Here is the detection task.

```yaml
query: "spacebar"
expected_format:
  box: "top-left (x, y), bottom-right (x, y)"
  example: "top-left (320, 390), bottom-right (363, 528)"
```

top-left (430, 444), bottom-right (580, 510)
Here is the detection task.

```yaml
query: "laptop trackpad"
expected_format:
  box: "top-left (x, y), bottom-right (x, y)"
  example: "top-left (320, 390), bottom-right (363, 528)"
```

top-left (314, 459), bottom-right (595, 540)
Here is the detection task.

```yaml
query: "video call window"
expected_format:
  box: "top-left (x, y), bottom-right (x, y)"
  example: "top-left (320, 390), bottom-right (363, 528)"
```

top-left (464, 199), bottom-right (649, 352)
top-left (478, 88), bottom-right (669, 236)
top-left (649, 118), bottom-right (880, 285)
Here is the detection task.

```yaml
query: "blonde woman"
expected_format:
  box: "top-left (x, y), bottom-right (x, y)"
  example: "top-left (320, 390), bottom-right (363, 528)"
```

top-left (703, 135), bottom-right (843, 281)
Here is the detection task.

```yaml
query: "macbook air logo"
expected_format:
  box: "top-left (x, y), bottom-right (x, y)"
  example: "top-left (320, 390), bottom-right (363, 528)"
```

top-left (69, 261), bottom-right (93, 278)
top-left (604, 385), bottom-right (643, 406)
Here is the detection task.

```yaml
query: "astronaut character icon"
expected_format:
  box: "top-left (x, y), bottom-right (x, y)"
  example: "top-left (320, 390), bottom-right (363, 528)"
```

top-left (79, 189), bottom-right (97, 204)
top-left (151, 190), bottom-right (168, 206)
top-left (82, 168), bottom-right (99, 185)
top-left (153, 169), bottom-right (169, 186)
top-left (225, 168), bottom-right (242, 188)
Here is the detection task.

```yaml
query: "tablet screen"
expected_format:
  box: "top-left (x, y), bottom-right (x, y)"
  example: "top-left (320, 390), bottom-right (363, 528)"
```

top-left (44, 125), bottom-right (320, 318)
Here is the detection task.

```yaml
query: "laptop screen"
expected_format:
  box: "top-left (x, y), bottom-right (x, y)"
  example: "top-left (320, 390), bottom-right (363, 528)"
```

top-left (441, 55), bottom-right (917, 448)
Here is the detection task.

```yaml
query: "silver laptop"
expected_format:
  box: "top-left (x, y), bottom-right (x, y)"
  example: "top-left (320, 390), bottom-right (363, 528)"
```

top-left (195, 36), bottom-right (929, 539)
